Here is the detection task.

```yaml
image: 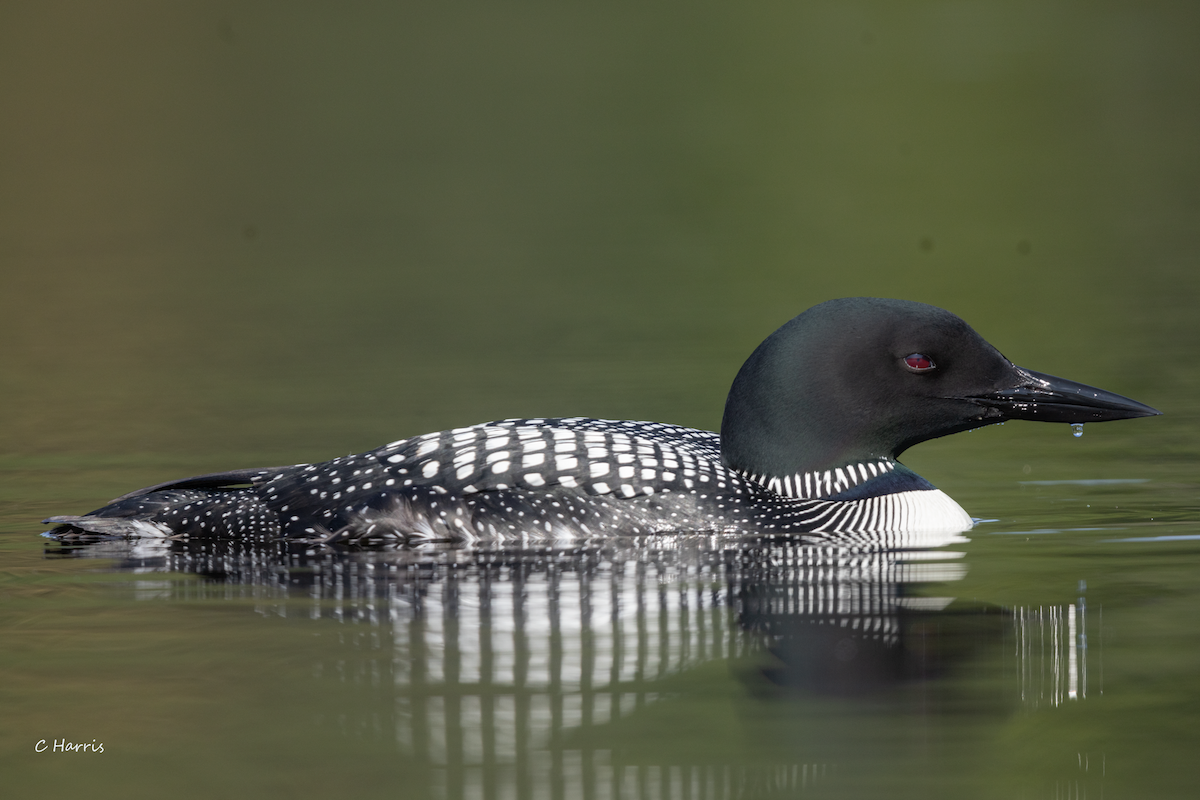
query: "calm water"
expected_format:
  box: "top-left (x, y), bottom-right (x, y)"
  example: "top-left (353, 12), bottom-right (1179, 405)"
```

top-left (3, 3), bottom-right (1199, 799)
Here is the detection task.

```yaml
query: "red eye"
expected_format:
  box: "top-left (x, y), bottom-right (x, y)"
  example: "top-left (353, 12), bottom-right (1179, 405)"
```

top-left (904, 353), bottom-right (935, 372)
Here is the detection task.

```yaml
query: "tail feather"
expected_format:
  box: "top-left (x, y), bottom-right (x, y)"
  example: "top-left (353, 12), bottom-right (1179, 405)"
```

top-left (44, 515), bottom-right (172, 539)
top-left (109, 466), bottom-right (297, 502)
top-left (43, 479), bottom-right (287, 541)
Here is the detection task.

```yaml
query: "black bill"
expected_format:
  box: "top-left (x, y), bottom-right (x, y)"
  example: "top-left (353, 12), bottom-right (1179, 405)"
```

top-left (969, 368), bottom-right (1161, 423)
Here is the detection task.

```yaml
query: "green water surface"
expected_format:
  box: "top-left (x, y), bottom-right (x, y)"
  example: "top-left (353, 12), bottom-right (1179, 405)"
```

top-left (2, 3), bottom-right (1198, 798)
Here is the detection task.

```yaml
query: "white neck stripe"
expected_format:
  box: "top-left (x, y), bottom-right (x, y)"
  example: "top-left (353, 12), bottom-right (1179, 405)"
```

top-left (738, 460), bottom-right (895, 499)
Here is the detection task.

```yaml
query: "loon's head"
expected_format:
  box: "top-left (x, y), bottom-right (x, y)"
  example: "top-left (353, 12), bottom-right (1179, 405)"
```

top-left (720, 297), bottom-right (1159, 479)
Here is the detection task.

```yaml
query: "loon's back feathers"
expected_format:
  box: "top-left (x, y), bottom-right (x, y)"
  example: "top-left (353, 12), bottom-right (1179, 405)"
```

top-left (48, 418), bottom-right (967, 544)
top-left (45, 298), bottom-right (1158, 544)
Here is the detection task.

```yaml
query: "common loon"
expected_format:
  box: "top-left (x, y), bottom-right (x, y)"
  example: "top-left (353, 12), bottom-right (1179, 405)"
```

top-left (44, 298), bottom-right (1159, 545)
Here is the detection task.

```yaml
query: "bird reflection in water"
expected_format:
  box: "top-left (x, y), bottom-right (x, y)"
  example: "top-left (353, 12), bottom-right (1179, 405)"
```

top-left (54, 533), bottom-right (1093, 798)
